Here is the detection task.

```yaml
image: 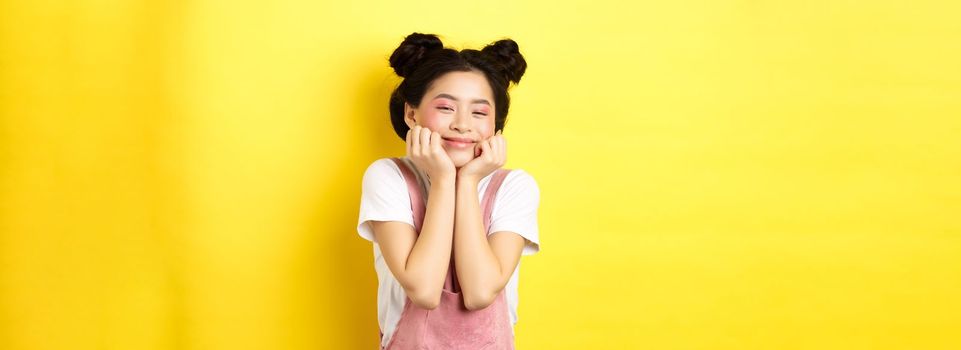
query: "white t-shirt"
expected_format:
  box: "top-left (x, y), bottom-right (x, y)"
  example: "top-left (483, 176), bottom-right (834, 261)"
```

top-left (356, 157), bottom-right (541, 348)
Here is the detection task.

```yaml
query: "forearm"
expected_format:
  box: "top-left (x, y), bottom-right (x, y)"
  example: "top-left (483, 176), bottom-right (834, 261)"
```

top-left (403, 174), bottom-right (456, 303)
top-left (453, 177), bottom-right (504, 310)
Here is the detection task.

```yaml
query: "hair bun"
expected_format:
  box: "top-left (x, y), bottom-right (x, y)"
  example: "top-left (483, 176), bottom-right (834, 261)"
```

top-left (481, 39), bottom-right (527, 84)
top-left (389, 33), bottom-right (444, 78)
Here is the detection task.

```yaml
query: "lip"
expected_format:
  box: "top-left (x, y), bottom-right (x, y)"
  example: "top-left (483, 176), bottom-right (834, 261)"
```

top-left (442, 136), bottom-right (475, 149)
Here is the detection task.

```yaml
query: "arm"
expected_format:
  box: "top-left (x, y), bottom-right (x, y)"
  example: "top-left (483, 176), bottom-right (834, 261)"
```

top-left (372, 173), bottom-right (456, 310)
top-left (453, 176), bottom-right (525, 311)
top-left (371, 126), bottom-right (458, 310)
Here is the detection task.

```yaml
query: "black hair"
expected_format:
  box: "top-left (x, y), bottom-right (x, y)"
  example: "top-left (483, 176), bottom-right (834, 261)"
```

top-left (388, 32), bottom-right (527, 140)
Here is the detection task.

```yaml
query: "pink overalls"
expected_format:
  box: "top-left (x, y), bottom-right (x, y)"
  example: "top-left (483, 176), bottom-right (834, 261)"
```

top-left (381, 157), bottom-right (515, 350)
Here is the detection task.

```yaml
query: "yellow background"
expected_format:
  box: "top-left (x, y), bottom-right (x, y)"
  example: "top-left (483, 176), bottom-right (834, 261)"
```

top-left (2, 0), bottom-right (959, 349)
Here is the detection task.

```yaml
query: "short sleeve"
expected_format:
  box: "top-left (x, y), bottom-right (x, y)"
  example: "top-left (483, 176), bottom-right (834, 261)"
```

top-left (488, 169), bottom-right (541, 256)
top-left (357, 158), bottom-right (414, 243)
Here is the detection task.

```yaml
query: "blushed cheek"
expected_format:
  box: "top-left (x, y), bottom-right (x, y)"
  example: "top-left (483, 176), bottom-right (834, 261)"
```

top-left (417, 110), bottom-right (444, 129)
top-left (478, 121), bottom-right (495, 138)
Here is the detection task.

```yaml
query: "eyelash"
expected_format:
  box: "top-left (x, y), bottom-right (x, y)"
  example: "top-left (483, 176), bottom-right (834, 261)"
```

top-left (437, 106), bottom-right (488, 117)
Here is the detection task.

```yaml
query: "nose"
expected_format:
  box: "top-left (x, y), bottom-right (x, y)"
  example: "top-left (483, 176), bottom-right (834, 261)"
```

top-left (450, 109), bottom-right (472, 133)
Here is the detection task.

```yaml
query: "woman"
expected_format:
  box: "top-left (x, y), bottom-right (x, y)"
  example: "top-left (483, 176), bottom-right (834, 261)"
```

top-left (357, 32), bottom-right (540, 349)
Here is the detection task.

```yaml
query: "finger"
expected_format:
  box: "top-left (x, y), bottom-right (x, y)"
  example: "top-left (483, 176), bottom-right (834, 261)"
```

top-left (498, 134), bottom-right (507, 165)
top-left (420, 128), bottom-right (434, 154)
top-left (430, 130), bottom-right (443, 154)
top-left (476, 139), bottom-right (490, 158)
top-left (480, 140), bottom-right (493, 161)
top-left (420, 127), bottom-right (432, 155)
top-left (498, 133), bottom-right (506, 153)
top-left (406, 130), bottom-right (412, 156)
top-left (412, 125), bottom-right (422, 156)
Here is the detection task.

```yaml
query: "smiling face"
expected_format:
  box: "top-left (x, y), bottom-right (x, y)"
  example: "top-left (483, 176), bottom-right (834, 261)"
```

top-left (404, 70), bottom-right (497, 168)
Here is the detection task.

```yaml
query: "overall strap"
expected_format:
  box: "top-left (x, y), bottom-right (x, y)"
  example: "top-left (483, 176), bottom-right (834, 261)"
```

top-left (390, 158), bottom-right (425, 233)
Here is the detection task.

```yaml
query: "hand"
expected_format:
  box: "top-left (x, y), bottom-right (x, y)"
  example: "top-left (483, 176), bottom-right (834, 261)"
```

top-left (406, 124), bottom-right (456, 180)
top-left (457, 130), bottom-right (506, 183)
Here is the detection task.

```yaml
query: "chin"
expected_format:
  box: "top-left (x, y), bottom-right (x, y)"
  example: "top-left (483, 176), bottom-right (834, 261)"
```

top-left (447, 151), bottom-right (474, 168)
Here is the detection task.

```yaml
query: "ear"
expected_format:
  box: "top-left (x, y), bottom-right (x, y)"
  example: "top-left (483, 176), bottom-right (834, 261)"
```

top-left (403, 102), bottom-right (417, 128)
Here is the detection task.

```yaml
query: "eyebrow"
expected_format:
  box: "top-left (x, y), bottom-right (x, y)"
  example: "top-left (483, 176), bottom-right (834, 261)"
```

top-left (432, 93), bottom-right (491, 106)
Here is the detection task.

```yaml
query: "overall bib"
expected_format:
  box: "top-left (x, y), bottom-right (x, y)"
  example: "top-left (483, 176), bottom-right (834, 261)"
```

top-left (380, 157), bottom-right (515, 350)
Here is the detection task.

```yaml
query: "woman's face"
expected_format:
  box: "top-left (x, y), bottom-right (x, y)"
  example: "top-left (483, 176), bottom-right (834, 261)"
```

top-left (404, 70), bottom-right (496, 168)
